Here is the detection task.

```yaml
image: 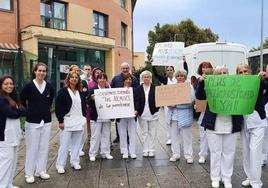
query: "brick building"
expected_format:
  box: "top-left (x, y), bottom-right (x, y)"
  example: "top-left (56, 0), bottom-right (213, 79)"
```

top-left (0, 0), bottom-right (137, 91)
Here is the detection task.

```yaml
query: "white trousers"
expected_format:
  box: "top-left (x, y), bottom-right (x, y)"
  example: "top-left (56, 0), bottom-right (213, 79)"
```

top-left (0, 146), bottom-right (18, 188)
top-left (89, 121), bottom-right (111, 157)
top-left (199, 125), bottom-right (209, 158)
top-left (118, 118), bottom-right (137, 155)
top-left (170, 120), bottom-right (193, 159)
top-left (164, 107), bottom-right (171, 140)
top-left (206, 131), bottom-right (237, 183)
top-left (241, 127), bottom-right (265, 188)
top-left (56, 130), bottom-right (83, 167)
top-left (139, 119), bottom-right (158, 153)
top-left (262, 126), bottom-right (268, 162)
top-left (25, 123), bottom-right (51, 176)
top-left (80, 125), bottom-right (87, 151)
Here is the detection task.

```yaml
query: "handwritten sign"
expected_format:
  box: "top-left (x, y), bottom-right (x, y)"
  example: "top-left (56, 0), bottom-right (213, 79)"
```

top-left (204, 75), bottom-right (260, 115)
top-left (94, 87), bottom-right (135, 119)
top-left (155, 83), bottom-right (191, 107)
top-left (152, 42), bottom-right (184, 66)
top-left (195, 99), bottom-right (207, 112)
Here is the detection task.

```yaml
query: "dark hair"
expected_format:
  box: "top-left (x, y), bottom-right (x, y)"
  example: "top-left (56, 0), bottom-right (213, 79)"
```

top-left (122, 73), bottom-right (132, 82)
top-left (96, 72), bottom-right (108, 80)
top-left (32, 62), bottom-right (48, 79)
top-left (0, 75), bottom-right (20, 108)
top-left (166, 66), bottom-right (175, 71)
top-left (92, 67), bottom-right (104, 81)
top-left (197, 61), bottom-right (213, 75)
top-left (64, 71), bottom-right (82, 90)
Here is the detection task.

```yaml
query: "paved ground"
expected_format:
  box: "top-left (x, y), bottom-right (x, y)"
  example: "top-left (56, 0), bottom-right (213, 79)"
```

top-left (14, 110), bottom-right (268, 188)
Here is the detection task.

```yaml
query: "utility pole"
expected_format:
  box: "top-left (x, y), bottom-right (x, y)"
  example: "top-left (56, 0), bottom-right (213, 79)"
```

top-left (260, 0), bottom-right (264, 70)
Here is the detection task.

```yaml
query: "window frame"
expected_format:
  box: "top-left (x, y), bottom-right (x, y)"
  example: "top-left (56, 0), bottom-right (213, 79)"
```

top-left (40, 0), bottom-right (67, 30)
top-left (93, 11), bottom-right (108, 37)
top-left (0, 0), bottom-right (13, 12)
top-left (120, 0), bottom-right (126, 9)
top-left (121, 22), bottom-right (127, 47)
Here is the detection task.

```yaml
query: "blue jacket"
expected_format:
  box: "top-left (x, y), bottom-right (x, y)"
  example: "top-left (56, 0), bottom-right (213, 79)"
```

top-left (55, 88), bottom-right (87, 124)
top-left (195, 79), bottom-right (243, 133)
top-left (111, 73), bottom-right (139, 88)
top-left (0, 97), bottom-right (25, 141)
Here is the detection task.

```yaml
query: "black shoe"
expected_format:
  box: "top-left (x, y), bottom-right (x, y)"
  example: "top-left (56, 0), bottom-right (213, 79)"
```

top-left (113, 137), bottom-right (119, 143)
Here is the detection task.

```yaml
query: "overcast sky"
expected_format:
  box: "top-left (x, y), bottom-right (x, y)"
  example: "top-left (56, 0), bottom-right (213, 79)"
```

top-left (133, 0), bottom-right (268, 52)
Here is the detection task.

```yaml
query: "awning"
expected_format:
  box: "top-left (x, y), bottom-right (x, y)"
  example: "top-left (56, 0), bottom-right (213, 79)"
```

top-left (0, 42), bottom-right (20, 52)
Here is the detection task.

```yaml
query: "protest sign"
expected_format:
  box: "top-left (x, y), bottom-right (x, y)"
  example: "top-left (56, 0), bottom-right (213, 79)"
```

top-left (204, 75), bottom-right (260, 115)
top-left (155, 83), bottom-right (191, 107)
top-left (94, 87), bottom-right (135, 119)
top-left (195, 99), bottom-right (207, 112)
top-left (152, 42), bottom-right (184, 66)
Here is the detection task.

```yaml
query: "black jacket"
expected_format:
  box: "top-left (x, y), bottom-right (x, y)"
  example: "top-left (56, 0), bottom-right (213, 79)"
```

top-left (195, 79), bottom-right (243, 133)
top-left (0, 97), bottom-right (26, 141)
top-left (134, 84), bottom-right (159, 116)
top-left (55, 88), bottom-right (87, 124)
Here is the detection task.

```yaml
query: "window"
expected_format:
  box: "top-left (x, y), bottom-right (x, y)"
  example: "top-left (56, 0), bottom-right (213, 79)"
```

top-left (120, 0), bottom-right (126, 9)
top-left (93, 12), bottom-right (108, 37)
top-left (0, 0), bottom-right (12, 11)
top-left (121, 23), bottom-right (127, 47)
top-left (40, 0), bottom-right (66, 29)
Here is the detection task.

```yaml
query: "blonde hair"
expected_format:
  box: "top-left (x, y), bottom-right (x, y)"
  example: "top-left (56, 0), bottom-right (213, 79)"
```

top-left (213, 65), bottom-right (229, 75)
top-left (236, 63), bottom-right (251, 74)
top-left (175, 70), bottom-right (187, 79)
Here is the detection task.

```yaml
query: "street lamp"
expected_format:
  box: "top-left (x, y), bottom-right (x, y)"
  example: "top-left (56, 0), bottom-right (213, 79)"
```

top-left (260, 0), bottom-right (264, 70)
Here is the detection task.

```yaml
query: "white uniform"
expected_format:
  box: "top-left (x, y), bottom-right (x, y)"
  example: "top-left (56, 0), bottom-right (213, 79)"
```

top-left (25, 80), bottom-right (52, 177)
top-left (262, 104), bottom-right (268, 164)
top-left (206, 115), bottom-right (237, 183)
top-left (0, 118), bottom-right (21, 188)
top-left (138, 85), bottom-right (159, 153)
top-left (242, 110), bottom-right (267, 188)
top-left (198, 112), bottom-right (209, 159)
top-left (56, 89), bottom-right (86, 168)
top-left (118, 118), bottom-right (137, 155)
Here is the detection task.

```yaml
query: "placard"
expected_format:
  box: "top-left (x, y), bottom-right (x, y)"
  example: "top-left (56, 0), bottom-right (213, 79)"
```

top-left (155, 83), bottom-right (191, 107)
top-left (94, 87), bottom-right (135, 119)
top-left (195, 99), bottom-right (207, 112)
top-left (152, 42), bottom-right (184, 66)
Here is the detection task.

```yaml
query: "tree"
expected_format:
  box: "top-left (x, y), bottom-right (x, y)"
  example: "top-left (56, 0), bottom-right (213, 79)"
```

top-left (250, 39), bottom-right (268, 52)
top-left (146, 19), bottom-right (219, 61)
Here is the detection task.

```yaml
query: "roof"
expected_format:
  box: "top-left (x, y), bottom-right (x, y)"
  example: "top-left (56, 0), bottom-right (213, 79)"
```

top-left (0, 42), bottom-right (20, 52)
top-left (248, 48), bottom-right (268, 58)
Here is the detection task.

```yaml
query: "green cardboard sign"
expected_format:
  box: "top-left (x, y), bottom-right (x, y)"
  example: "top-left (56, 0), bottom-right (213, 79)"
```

top-left (204, 75), bottom-right (260, 115)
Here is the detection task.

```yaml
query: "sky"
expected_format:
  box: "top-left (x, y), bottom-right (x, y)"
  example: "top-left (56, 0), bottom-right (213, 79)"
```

top-left (133, 0), bottom-right (268, 52)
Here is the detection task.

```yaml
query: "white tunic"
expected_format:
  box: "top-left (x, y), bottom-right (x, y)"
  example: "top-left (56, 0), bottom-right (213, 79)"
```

top-left (207, 115), bottom-right (233, 134)
top-left (141, 85), bottom-right (159, 121)
top-left (244, 110), bottom-right (268, 129)
top-left (0, 118), bottom-right (21, 147)
top-left (63, 88), bottom-right (86, 131)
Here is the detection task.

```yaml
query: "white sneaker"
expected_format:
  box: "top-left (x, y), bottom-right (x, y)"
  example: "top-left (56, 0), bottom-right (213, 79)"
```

top-left (224, 182), bottom-right (232, 188)
top-left (72, 164), bottom-right (81, 170)
top-left (130, 154), bottom-right (137, 159)
top-left (122, 153), bottom-right (129, 159)
top-left (241, 179), bottom-right (250, 187)
top-left (211, 181), bottom-right (219, 188)
top-left (25, 175), bottom-right (35, 184)
top-left (79, 150), bottom-right (85, 157)
top-left (13, 186), bottom-right (19, 188)
top-left (90, 156), bottom-right (96, 161)
top-left (166, 139), bottom-right (171, 145)
top-left (169, 155), bottom-right (180, 162)
top-left (56, 166), bottom-right (65, 174)
top-left (148, 152), bottom-right (155, 157)
top-left (198, 156), bottom-right (206, 164)
top-left (37, 171), bottom-right (50, 179)
top-left (103, 154), bottom-right (113, 160)
top-left (186, 158), bottom-right (194, 164)
top-left (143, 152), bottom-right (149, 157)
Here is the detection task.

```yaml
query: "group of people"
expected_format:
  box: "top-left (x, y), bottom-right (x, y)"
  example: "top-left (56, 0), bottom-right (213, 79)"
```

top-left (0, 60), bottom-right (268, 188)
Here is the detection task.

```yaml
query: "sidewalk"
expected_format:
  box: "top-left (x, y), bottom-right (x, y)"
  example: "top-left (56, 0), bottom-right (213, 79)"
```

top-left (14, 110), bottom-right (268, 188)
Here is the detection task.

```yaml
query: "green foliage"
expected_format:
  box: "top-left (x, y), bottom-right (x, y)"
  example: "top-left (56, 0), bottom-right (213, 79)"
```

top-left (146, 19), bottom-right (219, 61)
top-left (250, 39), bottom-right (268, 52)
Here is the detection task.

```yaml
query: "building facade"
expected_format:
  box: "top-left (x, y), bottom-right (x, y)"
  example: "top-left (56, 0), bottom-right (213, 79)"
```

top-left (133, 52), bottom-right (145, 71)
top-left (0, 0), bottom-right (136, 91)
top-left (248, 48), bottom-right (268, 73)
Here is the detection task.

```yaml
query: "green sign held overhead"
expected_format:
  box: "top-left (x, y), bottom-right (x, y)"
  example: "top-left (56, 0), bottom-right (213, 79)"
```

top-left (204, 75), bottom-right (260, 115)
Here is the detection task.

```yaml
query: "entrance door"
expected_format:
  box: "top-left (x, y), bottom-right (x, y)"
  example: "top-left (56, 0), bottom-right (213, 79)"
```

top-left (57, 61), bottom-right (81, 92)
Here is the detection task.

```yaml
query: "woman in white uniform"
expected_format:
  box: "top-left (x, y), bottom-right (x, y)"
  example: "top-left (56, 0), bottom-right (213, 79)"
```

top-left (0, 75), bottom-right (25, 188)
top-left (135, 70), bottom-right (160, 157)
top-left (20, 63), bottom-right (54, 183)
top-left (55, 70), bottom-right (87, 174)
top-left (117, 73), bottom-right (137, 159)
top-left (168, 70), bottom-right (195, 163)
top-left (88, 72), bottom-right (113, 161)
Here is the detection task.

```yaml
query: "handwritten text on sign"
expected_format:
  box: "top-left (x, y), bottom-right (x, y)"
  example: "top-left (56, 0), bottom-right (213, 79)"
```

top-left (94, 87), bottom-right (135, 119)
top-left (155, 83), bottom-right (191, 107)
top-left (152, 42), bottom-right (184, 66)
top-left (204, 75), bottom-right (260, 115)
